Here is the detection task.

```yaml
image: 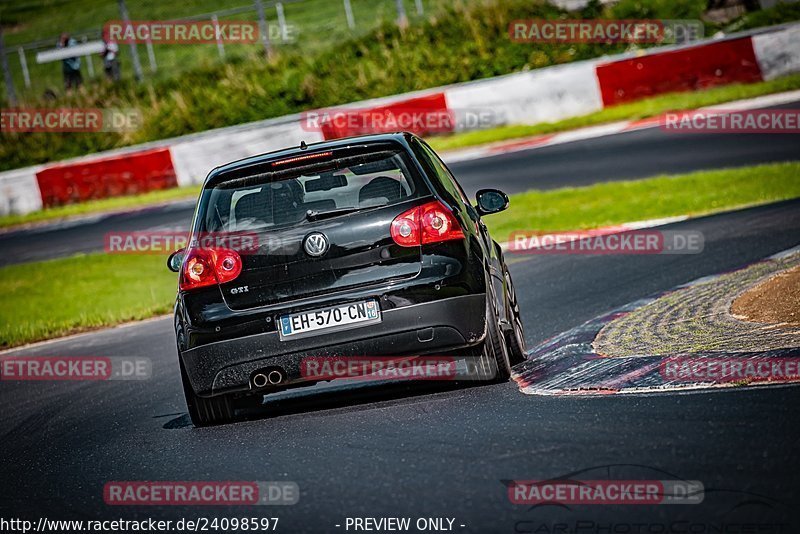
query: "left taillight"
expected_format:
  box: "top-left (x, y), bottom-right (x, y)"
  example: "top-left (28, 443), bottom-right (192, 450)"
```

top-left (179, 247), bottom-right (242, 291)
top-left (391, 200), bottom-right (465, 247)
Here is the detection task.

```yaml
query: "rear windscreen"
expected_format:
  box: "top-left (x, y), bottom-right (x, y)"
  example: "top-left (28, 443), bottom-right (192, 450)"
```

top-left (197, 144), bottom-right (425, 234)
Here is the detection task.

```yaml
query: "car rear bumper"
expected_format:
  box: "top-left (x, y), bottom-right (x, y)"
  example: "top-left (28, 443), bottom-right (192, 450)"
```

top-left (181, 293), bottom-right (487, 397)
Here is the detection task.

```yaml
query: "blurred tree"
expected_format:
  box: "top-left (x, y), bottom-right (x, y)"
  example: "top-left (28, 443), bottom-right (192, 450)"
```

top-left (580, 0), bottom-right (604, 19)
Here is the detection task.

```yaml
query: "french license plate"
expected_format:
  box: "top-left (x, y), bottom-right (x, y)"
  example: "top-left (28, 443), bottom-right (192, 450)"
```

top-left (279, 300), bottom-right (381, 340)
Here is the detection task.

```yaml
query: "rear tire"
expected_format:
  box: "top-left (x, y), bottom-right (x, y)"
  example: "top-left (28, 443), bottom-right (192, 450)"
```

top-left (504, 266), bottom-right (527, 365)
top-left (180, 359), bottom-right (236, 427)
top-left (474, 300), bottom-right (512, 382)
top-left (176, 323), bottom-right (236, 427)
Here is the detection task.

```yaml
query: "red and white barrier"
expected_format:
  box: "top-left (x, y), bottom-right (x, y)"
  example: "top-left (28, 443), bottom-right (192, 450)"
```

top-left (0, 167), bottom-right (43, 215)
top-left (596, 38), bottom-right (763, 106)
top-left (170, 121), bottom-right (323, 187)
top-left (316, 93), bottom-right (452, 139)
top-left (35, 147), bottom-right (176, 208)
top-left (444, 61), bottom-right (604, 130)
top-left (0, 23), bottom-right (798, 217)
top-left (753, 24), bottom-right (800, 80)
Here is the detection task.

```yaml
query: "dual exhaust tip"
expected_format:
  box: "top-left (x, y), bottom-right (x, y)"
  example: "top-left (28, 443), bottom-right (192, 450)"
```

top-left (252, 369), bottom-right (284, 389)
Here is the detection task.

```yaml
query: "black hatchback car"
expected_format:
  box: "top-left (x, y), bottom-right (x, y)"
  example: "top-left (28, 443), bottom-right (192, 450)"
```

top-left (168, 132), bottom-right (526, 425)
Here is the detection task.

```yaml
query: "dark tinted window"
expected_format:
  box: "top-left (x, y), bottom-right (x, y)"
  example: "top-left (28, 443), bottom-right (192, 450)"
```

top-left (197, 145), bottom-right (422, 233)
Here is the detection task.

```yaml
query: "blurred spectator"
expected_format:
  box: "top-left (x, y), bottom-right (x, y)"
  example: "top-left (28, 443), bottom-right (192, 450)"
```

top-left (101, 30), bottom-right (121, 82)
top-left (58, 33), bottom-right (82, 90)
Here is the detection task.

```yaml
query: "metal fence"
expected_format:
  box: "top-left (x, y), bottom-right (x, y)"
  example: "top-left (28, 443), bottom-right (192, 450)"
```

top-left (0, 0), bottom-right (431, 105)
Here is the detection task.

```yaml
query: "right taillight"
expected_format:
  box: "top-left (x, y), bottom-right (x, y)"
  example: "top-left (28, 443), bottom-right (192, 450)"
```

top-left (179, 247), bottom-right (242, 291)
top-left (391, 200), bottom-right (465, 247)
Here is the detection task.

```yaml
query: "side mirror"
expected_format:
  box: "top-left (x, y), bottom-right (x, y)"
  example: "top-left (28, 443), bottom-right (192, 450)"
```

top-left (167, 248), bottom-right (186, 273)
top-left (475, 189), bottom-right (509, 216)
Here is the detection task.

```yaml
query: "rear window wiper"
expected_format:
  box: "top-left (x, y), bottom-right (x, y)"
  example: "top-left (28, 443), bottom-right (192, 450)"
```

top-left (305, 207), bottom-right (364, 221)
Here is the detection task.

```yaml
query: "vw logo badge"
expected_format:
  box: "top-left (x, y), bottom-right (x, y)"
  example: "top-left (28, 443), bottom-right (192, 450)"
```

top-left (303, 232), bottom-right (329, 257)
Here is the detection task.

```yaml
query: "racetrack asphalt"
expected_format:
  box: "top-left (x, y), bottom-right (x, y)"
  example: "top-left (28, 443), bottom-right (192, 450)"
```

top-left (1, 99), bottom-right (798, 267)
top-left (2, 198), bottom-right (799, 531)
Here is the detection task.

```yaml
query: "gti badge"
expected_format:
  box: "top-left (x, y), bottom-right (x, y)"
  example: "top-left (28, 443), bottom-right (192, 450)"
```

top-left (303, 232), bottom-right (329, 257)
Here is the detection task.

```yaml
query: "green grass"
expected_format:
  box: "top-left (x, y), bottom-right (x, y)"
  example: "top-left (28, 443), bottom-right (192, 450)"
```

top-left (2, 161), bottom-right (798, 348)
top-left (428, 75), bottom-right (800, 152)
top-left (0, 253), bottom-right (176, 348)
top-left (484, 162), bottom-right (800, 241)
top-left (0, 185), bottom-right (200, 229)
